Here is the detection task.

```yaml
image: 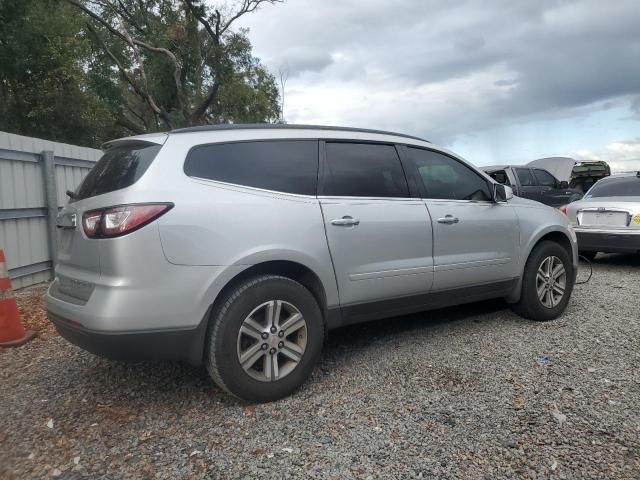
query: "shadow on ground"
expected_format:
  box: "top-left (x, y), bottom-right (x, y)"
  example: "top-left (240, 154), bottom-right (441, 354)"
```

top-left (590, 252), bottom-right (640, 267)
top-left (55, 297), bottom-right (512, 406)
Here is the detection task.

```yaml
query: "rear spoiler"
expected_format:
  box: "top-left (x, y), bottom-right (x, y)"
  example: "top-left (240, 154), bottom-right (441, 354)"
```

top-left (101, 132), bottom-right (168, 150)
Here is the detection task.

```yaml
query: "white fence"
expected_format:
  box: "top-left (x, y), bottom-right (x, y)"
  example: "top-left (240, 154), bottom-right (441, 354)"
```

top-left (0, 131), bottom-right (101, 288)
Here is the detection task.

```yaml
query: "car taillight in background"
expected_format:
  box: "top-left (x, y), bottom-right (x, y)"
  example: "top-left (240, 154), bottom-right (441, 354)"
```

top-left (559, 205), bottom-right (568, 215)
top-left (82, 203), bottom-right (173, 238)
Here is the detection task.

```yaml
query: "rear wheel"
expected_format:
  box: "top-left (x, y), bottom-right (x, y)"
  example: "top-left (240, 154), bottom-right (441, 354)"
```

top-left (511, 241), bottom-right (574, 321)
top-left (206, 275), bottom-right (324, 402)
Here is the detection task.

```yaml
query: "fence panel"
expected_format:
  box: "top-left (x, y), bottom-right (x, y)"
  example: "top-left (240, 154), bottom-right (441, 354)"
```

top-left (0, 131), bottom-right (101, 288)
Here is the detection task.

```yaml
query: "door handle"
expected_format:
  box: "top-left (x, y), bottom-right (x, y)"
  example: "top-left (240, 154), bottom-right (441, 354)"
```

top-left (437, 215), bottom-right (459, 225)
top-left (331, 216), bottom-right (360, 227)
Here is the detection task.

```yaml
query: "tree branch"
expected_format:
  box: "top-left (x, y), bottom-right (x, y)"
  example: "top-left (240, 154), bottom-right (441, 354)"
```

top-left (191, 81), bottom-right (220, 124)
top-left (69, 0), bottom-right (185, 124)
top-left (85, 22), bottom-right (173, 129)
top-left (221, 1), bottom-right (282, 35)
top-left (116, 114), bottom-right (146, 134)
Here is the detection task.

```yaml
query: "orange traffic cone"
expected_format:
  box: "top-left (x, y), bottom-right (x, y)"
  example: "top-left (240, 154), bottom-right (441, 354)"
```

top-left (0, 249), bottom-right (36, 347)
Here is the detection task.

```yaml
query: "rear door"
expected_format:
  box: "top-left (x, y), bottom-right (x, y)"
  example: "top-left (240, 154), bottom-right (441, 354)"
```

top-left (514, 168), bottom-right (541, 202)
top-left (319, 142), bottom-right (434, 307)
top-left (403, 147), bottom-right (519, 291)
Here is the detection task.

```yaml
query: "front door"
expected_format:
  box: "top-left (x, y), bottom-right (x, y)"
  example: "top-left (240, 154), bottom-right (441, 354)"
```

top-left (403, 147), bottom-right (519, 291)
top-left (533, 168), bottom-right (573, 207)
top-left (319, 142), bottom-right (433, 306)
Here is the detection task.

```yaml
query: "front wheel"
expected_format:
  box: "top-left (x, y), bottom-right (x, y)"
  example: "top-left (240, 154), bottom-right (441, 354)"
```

top-left (511, 241), bottom-right (574, 321)
top-left (206, 275), bottom-right (324, 402)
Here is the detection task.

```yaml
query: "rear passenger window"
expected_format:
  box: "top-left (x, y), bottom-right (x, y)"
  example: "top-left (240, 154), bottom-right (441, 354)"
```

top-left (406, 148), bottom-right (492, 201)
top-left (532, 169), bottom-right (557, 187)
top-left (323, 143), bottom-right (409, 197)
top-left (184, 140), bottom-right (318, 195)
top-left (515, 168), bottom-right (535, 186)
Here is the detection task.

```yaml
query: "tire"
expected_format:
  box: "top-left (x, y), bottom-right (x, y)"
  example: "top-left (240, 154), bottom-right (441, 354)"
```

top-left (206, 275), bottom-right (324, 402)
top-left (579, 251), bottom-right (598, 261)
top-left (511, 241), bottom-right (574, 321)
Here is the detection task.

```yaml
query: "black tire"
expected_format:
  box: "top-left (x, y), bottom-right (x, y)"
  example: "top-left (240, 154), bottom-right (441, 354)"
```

top-left (511, 241), bottom-right (574, 321)
top-left (579, 251), bottom-right (598, 261)
top-left (206, 275), bottom-right (324, 402)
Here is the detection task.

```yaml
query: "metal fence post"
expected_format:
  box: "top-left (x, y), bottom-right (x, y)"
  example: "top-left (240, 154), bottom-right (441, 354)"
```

top-left (42, 150), bottom-right (59, 269)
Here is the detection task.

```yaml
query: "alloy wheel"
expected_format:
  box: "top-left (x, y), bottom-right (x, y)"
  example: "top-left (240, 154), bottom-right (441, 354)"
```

top-left (536, 256), bottom-right (566, 308)
top-left (236, 300), bottom-right (308, 382)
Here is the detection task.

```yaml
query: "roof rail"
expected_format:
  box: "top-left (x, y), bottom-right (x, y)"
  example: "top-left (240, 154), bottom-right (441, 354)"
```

top-left (170, 123), bottom-right (430, 143)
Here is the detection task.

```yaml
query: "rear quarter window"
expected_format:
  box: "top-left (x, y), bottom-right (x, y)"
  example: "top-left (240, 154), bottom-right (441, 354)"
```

top-left (184, 140), bottom-right (318, 195)
top-left (76, 142), bottom-right (161, 200)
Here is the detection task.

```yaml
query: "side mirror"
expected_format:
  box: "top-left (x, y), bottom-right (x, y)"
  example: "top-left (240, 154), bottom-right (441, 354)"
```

top-left (558, 180), bottom-right (569, 189)
top-left (494, 183), bottom-right (513, 202)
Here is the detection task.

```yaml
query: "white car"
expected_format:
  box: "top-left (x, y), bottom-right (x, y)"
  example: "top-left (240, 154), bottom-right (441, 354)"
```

top-left (563, 172), bottom-right (640, 259)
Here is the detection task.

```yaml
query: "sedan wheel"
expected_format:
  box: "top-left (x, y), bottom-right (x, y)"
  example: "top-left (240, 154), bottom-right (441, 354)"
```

top-left (536, 255), bottom-right (566, 308)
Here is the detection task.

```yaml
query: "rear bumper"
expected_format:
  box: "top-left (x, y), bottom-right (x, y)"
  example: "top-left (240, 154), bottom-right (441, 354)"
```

top-left (48, 311), bottom-right (208, 366)
top-left (576, 230), bottom-right (640, 253)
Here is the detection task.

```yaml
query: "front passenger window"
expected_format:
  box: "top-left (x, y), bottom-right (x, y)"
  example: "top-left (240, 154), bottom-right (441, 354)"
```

top-left (406, 148), bottom-right (492, 201)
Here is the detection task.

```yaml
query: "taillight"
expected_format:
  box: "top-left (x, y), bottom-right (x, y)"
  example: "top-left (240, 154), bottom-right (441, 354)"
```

top-left (559, 205), bottom-right (568, 215)
top-left (82, 209), bottom-right (103, 236)
top-left (82, 203), bottom-right (173, 238)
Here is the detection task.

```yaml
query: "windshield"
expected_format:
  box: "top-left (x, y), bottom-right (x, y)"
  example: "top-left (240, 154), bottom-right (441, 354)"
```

top-left (75, 143), bottom-right (161, 200)
top-left (586, 177), bottom-right (640, 198)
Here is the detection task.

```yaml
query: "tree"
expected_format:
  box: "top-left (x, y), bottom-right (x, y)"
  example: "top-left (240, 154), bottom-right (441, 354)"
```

top-left (0, 0), bottom-right (122, 145)
top-left (66, 0), bottom-right (282, 133)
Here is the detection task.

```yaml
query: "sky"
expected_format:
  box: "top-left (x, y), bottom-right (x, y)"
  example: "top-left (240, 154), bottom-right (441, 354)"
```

top-left (235, 0), bottom-right (640, 171)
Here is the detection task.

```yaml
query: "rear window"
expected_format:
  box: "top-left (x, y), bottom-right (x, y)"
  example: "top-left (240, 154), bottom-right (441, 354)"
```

top-left (75, 143), bottom-right (161, 200)
top-left (515, 168), bottom-right (534, 186)
top-left (532, 169), bottom-right (557, 187)
top-left (587, 177), bottom-right (640, 197)
top-left (184, 140), bottom-right (318, 195)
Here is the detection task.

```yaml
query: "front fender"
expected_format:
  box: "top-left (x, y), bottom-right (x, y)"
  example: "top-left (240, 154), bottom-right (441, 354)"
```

top-left (506, 207), bottom-right (578, 303)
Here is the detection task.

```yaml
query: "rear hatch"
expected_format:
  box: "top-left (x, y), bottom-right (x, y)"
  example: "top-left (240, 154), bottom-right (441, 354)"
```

top-left (570, 161), bottom-right (611, 193)
top-left (53, 138), bottom-right (165, 303)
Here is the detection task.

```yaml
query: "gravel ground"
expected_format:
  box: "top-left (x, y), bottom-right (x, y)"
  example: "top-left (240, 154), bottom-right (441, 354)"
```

top-left (1, 254), bottom-right (639, 479)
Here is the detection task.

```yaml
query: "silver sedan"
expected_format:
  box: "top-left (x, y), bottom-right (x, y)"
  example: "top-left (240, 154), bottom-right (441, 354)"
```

top-left (563, 172), bottom-right (640, 259)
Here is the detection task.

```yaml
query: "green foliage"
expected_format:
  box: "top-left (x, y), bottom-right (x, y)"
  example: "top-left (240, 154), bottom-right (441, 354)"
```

top-left (0, 0), bottom-right (281, 147)
top-left (0, 0), bottom-right (124, 146)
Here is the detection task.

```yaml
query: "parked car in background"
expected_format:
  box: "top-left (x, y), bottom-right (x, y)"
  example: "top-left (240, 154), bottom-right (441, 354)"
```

top-left (482, 165), bottom-right (583, 207)
top-left (48, 124), bottom-right (578, 402)
top-left (527, 157), bottom-right (611, 194)
top-left (562, 172), bottom-right (640, 259)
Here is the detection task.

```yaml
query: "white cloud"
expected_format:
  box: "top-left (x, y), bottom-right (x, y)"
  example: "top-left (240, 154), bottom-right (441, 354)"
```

top-left (235, 0), bottom-right (640, 160)
top-left (572, 138), bottom-right (640, 173)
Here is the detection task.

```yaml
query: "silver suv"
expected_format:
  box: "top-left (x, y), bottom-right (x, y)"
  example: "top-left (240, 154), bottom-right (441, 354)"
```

top-left (48, 125), bottom-right (578, 402)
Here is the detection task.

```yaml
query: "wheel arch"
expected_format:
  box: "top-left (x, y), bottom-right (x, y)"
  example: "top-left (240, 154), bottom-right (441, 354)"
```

top-left (217, 260), bottom-right (329, 314)
top-left (506, 227), bottom-right (576, 303)
top-left (198, 259), bottom-right (333, 365)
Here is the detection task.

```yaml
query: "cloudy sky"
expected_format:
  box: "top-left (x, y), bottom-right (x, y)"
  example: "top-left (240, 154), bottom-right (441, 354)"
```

top-left (236, 0), bottom-right (640, 171)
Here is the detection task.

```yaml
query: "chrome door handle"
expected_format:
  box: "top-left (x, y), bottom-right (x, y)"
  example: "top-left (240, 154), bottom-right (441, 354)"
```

top-left (331, 216), bottom-right (360, 227)
top-left (437, 215), bottom-right (459, 225)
